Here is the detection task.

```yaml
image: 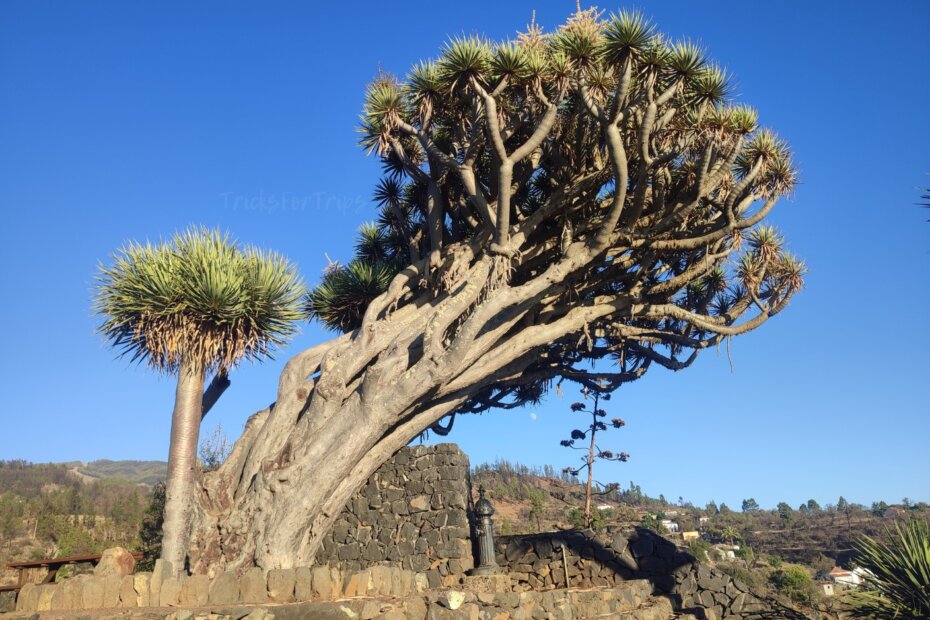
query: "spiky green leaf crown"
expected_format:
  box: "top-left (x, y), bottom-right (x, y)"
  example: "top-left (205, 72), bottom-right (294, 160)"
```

top-left (846, 518), bottom-right (930, 619)
top-left (95, 227), bottom-right (305, 373)
top-left (312, 6), bottom-right (804, 412)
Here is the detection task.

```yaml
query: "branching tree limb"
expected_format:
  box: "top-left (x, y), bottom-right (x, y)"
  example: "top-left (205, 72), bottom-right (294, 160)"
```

top-left (188, 8), bottom-right (805, 573)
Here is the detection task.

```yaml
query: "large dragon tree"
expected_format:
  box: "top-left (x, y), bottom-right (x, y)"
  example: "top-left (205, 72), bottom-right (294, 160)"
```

top-left (187, 8), bottom-right (804, 572)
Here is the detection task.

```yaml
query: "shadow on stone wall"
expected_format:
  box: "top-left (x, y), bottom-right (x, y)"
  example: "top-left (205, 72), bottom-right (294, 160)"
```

top-left (314, 444), bottom-right (474, 585)
top-left (495, 527), bottom-right (812, 620)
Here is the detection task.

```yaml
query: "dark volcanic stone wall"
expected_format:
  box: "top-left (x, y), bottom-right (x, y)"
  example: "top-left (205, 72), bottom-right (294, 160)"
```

top-left (314, 443), bottom-right (474, 580)
top-left (494, 528), bottom-right (811, 620)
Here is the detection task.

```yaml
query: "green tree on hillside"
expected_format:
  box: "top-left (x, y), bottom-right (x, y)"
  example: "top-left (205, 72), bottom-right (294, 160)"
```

top-left (640, 514), bottom-right (668, 535)
top-left (838, 496), bottom-right (852, 527)
top-left (199, 424), bottom-right (232, 473)
top-left (777, 502), bottom-right (793, 528)
top-left (742, 498), bottom-right (760, 513)
top-left (770, 564), bottom-right (813, 603)
top-left (137, 482), bottom-right (166, 571)
top-left (872, 501), bottom-right (890, 517)
top-left (94, 228), bottom-right (304, 575)
top-left (721, 525), bottom-right (740, 545)
top-left (0, 492), bottom-right (23, 548)
top-left (528, 489), bottom-right (546, 531)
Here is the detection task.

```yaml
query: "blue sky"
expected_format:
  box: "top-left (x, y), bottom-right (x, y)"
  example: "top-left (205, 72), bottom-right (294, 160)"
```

top-left (1, 1), bottom-right (927, 511)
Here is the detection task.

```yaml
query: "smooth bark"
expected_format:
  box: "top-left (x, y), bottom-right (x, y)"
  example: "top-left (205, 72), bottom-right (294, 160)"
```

top-left (161, 358), bottom-right (206, 575)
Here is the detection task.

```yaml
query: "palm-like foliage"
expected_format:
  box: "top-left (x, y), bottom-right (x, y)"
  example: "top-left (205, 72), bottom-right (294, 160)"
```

top-left (721, 525), bottom-right (741, 545)
top-left (95, 227), bottom-right (305, 372)
top-left (846, 518), bottom-right (930, 619)
top-left (305, 256), bottom-right (396, 332)
top-left (307, 7), bottom-right (805, 417)
top-left (315, 9), bottom-right (803, 327)
top-left (94, 227), bottom-right (304, 573)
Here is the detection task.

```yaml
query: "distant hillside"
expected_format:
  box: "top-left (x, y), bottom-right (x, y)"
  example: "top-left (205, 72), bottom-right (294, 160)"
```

top-left (470, 460), bottom-right (929, 618)
top-left (77, 460), bottom-right (167, 485)
top-left (0, 460), bottom-right (152, 579)
top-left (2, 454), bottom-right (925, 618)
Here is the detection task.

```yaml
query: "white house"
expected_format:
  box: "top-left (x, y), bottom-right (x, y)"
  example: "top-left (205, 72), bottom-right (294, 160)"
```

top-left (829, 567), bottom-right (864, 588)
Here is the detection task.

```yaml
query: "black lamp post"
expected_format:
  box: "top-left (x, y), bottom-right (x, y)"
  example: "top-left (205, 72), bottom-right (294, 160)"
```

top-left (472, 486), bottom-right (499, 575)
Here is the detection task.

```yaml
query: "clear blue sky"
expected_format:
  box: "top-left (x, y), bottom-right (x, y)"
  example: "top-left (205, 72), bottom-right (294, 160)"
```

top-left (1, 1), bottom-right (927, 512)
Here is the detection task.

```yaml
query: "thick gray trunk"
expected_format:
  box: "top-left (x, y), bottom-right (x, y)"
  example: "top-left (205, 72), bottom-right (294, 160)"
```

top-left (188, 392), bottom-right (462, 573)
top-left (184, 210), bottom-right (791, 572)
top-left (161, 358), bottom-right (205, 575)
top-left (185, 249), bottom-right (634, 573)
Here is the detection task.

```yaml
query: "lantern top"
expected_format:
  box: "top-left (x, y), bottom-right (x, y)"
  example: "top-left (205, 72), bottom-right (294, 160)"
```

top-left (475, 486), bottom-right (495, 517)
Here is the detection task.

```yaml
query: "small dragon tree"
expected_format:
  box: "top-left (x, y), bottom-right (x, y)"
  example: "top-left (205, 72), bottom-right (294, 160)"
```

top-left (94, 227), bottom-right (304, 575)
top-left (560, 385), bottom-right (629, 528)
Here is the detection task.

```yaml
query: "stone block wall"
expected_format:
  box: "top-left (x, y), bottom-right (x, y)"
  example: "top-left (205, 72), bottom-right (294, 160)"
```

top-left (313, 443), bottom-right (474, 579)
top-left (12, 571), bottom-right (668, 620)
top-left (13, 564), bottom-right (432, 614)
top-left (6, 445), bottom-right (815, 620)
top-left (495, 527), bottom-right (811, 620)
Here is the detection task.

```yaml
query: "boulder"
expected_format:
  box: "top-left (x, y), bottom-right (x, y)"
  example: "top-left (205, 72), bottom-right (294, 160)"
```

top-left (410, 495), bottom-right (430, 512)
top-left (342, 571), bottom-right (363, 598)
top-left (50, 582), bottom-right (73, 610)
top-left (438, 590), bottom-right (466, 610)
top-left (149, 558), bottom-right (173, 605)
top-left (405, 596), bottom-right (428, 620)
top-left (63, 575), bottom-right (88, 609)
top-left (461, 574), bottom-right (512, 594)
top-left (94, 547), bottom-right (137, 577)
